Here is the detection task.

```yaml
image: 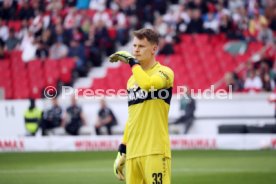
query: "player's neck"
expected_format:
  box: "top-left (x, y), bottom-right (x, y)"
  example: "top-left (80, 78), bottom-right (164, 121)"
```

top-left (141, 58), bottom-right (156, 70)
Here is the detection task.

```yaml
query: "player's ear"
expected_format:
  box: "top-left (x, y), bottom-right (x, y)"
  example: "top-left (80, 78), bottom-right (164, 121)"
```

top-left (152, 45), bottom-right (157, 55)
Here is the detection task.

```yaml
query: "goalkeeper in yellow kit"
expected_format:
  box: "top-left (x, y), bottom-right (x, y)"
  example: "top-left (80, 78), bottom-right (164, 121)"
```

top-left (110, 28), bottom-right (174, 184)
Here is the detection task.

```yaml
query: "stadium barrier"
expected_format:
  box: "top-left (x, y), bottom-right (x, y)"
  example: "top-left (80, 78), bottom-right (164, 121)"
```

top-left (0, 135), bottom-right (276, 152)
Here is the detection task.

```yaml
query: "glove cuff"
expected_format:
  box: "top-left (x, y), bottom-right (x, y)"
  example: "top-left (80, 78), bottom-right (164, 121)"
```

top-left (118, 144), bottom-right (126, 155)
top-left (129, 59), bottom-right (140, 67)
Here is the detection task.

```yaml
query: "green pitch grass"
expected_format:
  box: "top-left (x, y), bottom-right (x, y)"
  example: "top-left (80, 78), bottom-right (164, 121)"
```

top-left (0, 150), bottom-right (276, 184)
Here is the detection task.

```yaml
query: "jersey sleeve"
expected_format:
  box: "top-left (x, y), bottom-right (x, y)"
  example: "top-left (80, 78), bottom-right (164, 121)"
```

top-left (131, 65), bottom-right (174, 91)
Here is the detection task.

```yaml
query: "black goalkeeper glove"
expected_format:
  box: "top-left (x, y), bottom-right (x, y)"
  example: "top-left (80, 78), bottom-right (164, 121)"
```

top-left (113, 144), bottom-right (126, 181)
top-left (109, 51), bottom-right (139, 67)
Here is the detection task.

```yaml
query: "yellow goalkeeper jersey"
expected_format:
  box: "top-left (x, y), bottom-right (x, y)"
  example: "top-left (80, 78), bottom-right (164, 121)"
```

top-left (122, 62), bottom-right (174, 160)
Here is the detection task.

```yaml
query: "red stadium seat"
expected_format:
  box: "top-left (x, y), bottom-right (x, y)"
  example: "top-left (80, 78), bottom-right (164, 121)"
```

top-left (8, 21), bottom-right (22, 32)
top-left (180, 34), bottom-right (193, 44)
top-left (13, 81), bottom-right (30, 99)
top-left (27, 60), bottom-right (42, 72)
top-left (193, 34), bottom-right (209, 44)
top-left (91, 78), bottom-right (108, 91)
top-left (59, 58), bottom-right (76, 84)
top-left (44, 59), bottom-right (60, 86)
top-left (29, 84), bottom-right (43, 99)
top-left (10, 50), bottom-right (22, 60)
top-left (0, 60), bottom-right (10, 70)
top-left (59, 58), bottom-right (76, 70)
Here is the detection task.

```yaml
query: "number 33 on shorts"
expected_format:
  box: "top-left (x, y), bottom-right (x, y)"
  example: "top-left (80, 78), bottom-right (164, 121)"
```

top-left (152, 172), bottom-right (163, 184)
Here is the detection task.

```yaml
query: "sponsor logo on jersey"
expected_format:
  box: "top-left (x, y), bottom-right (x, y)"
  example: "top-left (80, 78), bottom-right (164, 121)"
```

top-left (127, 86), bottom-right (172, 106)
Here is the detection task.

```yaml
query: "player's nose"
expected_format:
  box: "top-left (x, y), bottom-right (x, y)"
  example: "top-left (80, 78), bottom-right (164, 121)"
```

top-left (133, 50), bottom-right (139, 55)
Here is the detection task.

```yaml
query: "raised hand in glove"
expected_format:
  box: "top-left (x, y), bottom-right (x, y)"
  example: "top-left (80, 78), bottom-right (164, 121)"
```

top-left (109, 51), bottom-right (139, 67)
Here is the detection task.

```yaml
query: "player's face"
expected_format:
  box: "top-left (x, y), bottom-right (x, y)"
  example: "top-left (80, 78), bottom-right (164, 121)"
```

top-left (132, 37), bottom-right (157, 64)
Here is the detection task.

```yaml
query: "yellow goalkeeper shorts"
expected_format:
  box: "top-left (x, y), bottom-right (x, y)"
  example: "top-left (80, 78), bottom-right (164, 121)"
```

top-left (126, 154), bottom-right (171, 184)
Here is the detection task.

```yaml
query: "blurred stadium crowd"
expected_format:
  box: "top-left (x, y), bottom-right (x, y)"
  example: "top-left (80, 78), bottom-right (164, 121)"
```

top-left (0, 0), bottom-right (276, 100)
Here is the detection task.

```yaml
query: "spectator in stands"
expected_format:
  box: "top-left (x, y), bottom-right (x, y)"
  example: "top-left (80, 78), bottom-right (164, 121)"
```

top-left (46, 0), bottom-right (63, 12)
top-left (35, 41), bottom-right (49, 59)
top-left (262, 72), bottom-right (274, 91)
top-left (219, 10), bottom-right (234, 37)
top-left (94, 21), bottom-right (116, 56)
top-left (175, 4), bottom-right (191, 34)
top-left (135, 1), bottom-right (155, 26)
top-left (5, 29), bottom-right (19, 51)
top-left (94, 98), bottom-right (117, 135)
top-left (64, 96), bottom-right (86, 135)
top-left (257, 22), bottom-right (274, 44)
top-left (49, 39), bottom-right (68, 59)
top-left (0, 37), bottom-right (4, 47)
top-left (187, 0), bottom-right (208, 15)
top-left (244, 70), bottom-right (263, 92)
top-left (51, 24), bottom-right (70, 46)
top-left (89, 0), bottom-right (106, 11)
top-left (41, 29), bottom-right (53, 47)
top-left (162, 7), bottom-right (178, 27)
top-left (259, 62), bottom-right (274, 91)
top-left (271, 62), bottom-right (276, 87)
top-left (248, 9), bottom-right (268, 40)
top-left (80, 14), bottom-right (91, 34)
top-left (154, 15), bottom-right (169, 37)
top-left (173, 86), bottom-right (196, 134)
top-left (41, 97), bottom-right (64, 136)
top-left (231, 6), bottom-right (248, 40)
top-left (264, 0), bottom-right (276, 31)
top-left (93, 7), bottom-right (111, 26)
top-left (0, 18), bottom-right (9, 42)
top-left (158, 36), bottom-right (174, 55)
top-left (259, 62), bottom-right (271, 77)
top-left (0, 0), bottom-right (17, 21)
top-left (113, 8), bottom-right (130, 46)
top-left (203, 9), bottom-right (219, 34)
top-left (24, 99), bottom-right (42, 136)
top-left (65, 0), bottom-right (77, 7)
top-left (76, 0), bottom-right (90, 9)
top-left (31, 0), bottom-right (44, 12)
top-left (224, 72), bottom-right (243, 92)
top-left (243, 61), bottom-right (255, 78)
top-left (20, 30), bottom-right (37, 62)
top-left (17, 19), bottom-right (30, 42)
top-left (228, 0), bottom-right (244, 13)
top-left (72, 27), bottom-right (85, 42)
top-left (63, 8), bottom-right (80, 30)
top-left (186, 8), bottom-right (204, 34)
top-left (269, 10), bottom-right (276, 31)
top-left (18, 1), bottom-right (35, 20)
top-left (29, 10), bottom-right (44, 38)
top-left (68, 39), bottom-right (87, 76)
top-left (85, 25), bottom-right (103, 67)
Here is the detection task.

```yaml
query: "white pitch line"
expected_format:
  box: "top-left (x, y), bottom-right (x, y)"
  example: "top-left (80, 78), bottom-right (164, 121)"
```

top-left (0, 168), bottom-right (110, 174)
top-left (172, 168), bottom-right (275, 173)
top-left (0, 168), bottom-right (275, 174)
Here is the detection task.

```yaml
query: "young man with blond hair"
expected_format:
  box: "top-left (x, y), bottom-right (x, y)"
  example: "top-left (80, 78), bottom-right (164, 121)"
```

top-left (110, 28), bottom-right (174, 184)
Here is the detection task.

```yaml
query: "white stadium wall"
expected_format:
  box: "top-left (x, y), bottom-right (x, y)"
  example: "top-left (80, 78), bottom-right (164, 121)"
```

top-left (0, 93), bottom-right (275, 151)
